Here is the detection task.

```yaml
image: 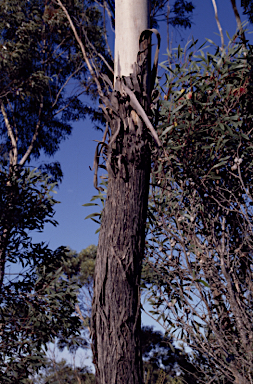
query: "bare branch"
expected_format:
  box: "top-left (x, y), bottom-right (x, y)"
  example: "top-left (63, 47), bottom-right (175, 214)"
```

top-left (52, 63), bottom-right (85, 107)
top-left (19, 97), bottom-right (43, 166)
top-left (82, 28), bottom-right (114, 75)
top-left (102, 0), bottom-right (113, 59)
top-left (94, 0), bottom-right (115, 37)
top-left (230, 0), bottom-right (246, 44)
top-left (93, 0), bottom-right (114, 59)
top-left (166, 2), bottom-right (170, 50)
top-left (55, 0), bottom-right (103, 97)
top-left (75, 303), bottom-right (90, 333)
top-left (211, 0), bottom-right (224, 51)
top-left (0, 102), bottom-right (18, 166)
top-left (54, 89), bottom-right (86, 116)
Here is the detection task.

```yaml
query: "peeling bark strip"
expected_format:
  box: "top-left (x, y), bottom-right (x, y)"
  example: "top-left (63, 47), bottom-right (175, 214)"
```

top-left (91, 32), bottom-right (159, 384)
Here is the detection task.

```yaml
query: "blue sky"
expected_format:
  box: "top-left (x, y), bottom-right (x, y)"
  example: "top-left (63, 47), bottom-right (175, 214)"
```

top-left (32, 1), bottom-right (252, 254)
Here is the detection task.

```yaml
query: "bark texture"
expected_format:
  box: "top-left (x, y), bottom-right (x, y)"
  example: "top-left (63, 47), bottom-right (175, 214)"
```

top-left (91, 37), bottom-right (155, 384)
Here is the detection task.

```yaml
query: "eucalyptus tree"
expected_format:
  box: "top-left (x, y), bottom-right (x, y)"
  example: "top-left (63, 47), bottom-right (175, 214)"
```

top-left (54, 245), bottom-right (200, 384)
top-left (91, 0), bottom-right (155, 381)
top-left (56, 0), bottom-right (194, 382)
top-left (56, 0), bottom-right (159, 381)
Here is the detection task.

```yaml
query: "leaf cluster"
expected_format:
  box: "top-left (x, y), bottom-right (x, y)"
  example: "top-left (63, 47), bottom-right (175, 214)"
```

top-left (145, 36), bottom-right (253, 383)
top-left (0, 166), bottom-right (82, 383)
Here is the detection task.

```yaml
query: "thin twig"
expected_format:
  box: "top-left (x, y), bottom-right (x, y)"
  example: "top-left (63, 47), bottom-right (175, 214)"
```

top-left (0, 102), bottom-right (17, 166)
top-left (19, 97), bottom-right (43, 166)
top-left (101, 0), bottom-right (113, 59)
top-left (211, 0), bottom-right (224, 51)
top-left (56, 0), bottom-right (103, 97)
top-left (75, 303), bottom-right (90, 332)
top-left (52, 63), bottom-right (85, 107)
top-left (82, 29), bottom-right (114, 75)
top-left (166, 2), bottom-right (170, 51)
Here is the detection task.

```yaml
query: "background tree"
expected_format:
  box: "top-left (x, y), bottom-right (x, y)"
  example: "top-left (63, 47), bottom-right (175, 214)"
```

top-left (30, 327), bottom-right (198, 384)
top-left (28, 358), bottom-right (96, 384)
top-left (58, 244), bottom-right (97, 348)
top-left (0, 0), bottom-right (111, 290)
top-left (0, 167), bottom-right (83, 383)
top-left (141, 326), bottom-right (203, 384)
top-left (0, 0), bottom-right (111, 381)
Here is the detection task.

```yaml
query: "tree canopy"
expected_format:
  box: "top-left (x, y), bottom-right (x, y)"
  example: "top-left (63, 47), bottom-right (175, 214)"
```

top-left (0, 0), bottom-right (111, 381)
top-left (0, 0), bottom-right (112, 169)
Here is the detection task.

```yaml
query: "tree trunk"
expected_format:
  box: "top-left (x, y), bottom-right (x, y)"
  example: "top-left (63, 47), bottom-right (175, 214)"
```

top-left (91, 110), bottom-right (150, 383)
top-left (91, 1), bottom-right (153, 383)
top-left (114, 0), bottom-right (150, 79)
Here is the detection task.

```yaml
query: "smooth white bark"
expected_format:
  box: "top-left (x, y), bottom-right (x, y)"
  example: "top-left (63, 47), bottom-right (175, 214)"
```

top-left (115, 0), bottom-right (149, 80)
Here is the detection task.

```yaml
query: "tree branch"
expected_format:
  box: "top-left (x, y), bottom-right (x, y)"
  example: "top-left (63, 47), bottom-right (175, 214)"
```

top-left (19, 97), bottom-right (43, 166)
top-left (0, 102), bottom-right (18, 166)
top-left (94, 0), bottom-right (114, 60)
top-left (56, 0), bottom-right (103, 97)
top-left (211, 0), bottom-right (224, 51)
top-left (82, 28), bottom-right (114, 75)
top-left (52, 63), bottom-right (85, 108)
top-left (230, 0), bottom-right (246, 44)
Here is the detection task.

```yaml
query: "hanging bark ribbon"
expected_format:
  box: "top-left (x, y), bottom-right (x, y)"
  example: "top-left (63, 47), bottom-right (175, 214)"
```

top-left (93, 29), bottom-right (161, 189)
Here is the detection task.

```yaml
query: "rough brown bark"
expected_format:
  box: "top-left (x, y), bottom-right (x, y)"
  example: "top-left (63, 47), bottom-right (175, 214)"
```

top-left (91, 36), bottom-right (155, 384)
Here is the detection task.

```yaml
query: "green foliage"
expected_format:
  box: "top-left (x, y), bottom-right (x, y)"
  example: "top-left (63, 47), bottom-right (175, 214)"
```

top-left (58, 244), bottom-right (97, 343)
top-left (149, 0), bottom-right (195, 29)
top-left (0, 166), bottom-right (83, 383)
top-left (83, 176), bottom-right (107, 233)
top-left (0, 1), bottom-right (111, 380)
top-left (0, 0), bottom-right (111, 168)
top-left (158, 39), bottom-right (253, 191)
top-left (167, 0), bottom-right (194, 29)
top-left (0, 166), bottom-right (56, 264)
top-left (65, 245), bottom-right (97, 287)
top-left (145, 36), bottom-right (253, 382)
